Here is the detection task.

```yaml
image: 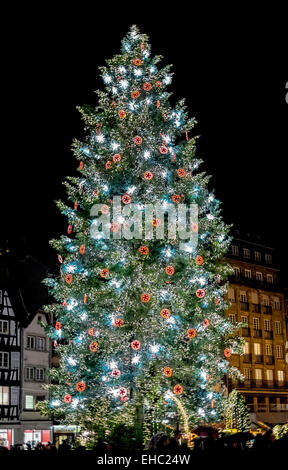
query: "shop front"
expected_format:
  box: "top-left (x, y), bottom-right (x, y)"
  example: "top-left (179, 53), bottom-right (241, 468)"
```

top-left (0, 429), bottom-right (12, 449)
top-left (23, 429), bottom-right (51, 447)
top-left (52, 425), bottom-right (80, 449)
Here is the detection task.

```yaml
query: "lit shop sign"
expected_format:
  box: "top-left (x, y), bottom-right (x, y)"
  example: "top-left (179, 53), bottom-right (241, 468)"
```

top-left (53, 425), bottom-right (80, 432)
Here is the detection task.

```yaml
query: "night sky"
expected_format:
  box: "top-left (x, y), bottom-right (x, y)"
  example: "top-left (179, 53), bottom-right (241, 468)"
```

top-left (1, 11), bottom-right (288, 283)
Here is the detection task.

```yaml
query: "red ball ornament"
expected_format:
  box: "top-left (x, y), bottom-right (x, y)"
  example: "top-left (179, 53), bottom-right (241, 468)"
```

top-left (173, 384), bottom-right (184, 395)
top-left (65, 274), bottom-right (73, 285)
top-left (76, 381), bottom-right (86, 393)
top-left (159, 145), bottom-right (168, 154)
top-left (113, 318), bottom-right (124, 328)
top-left (195, 255), bottom-right (204, 266)
top-left (122, 194), bottom-right (131, 205)
top-left (113, 153), bottom-right (122, 163)
top-left (187, 328), bottom-right (197, 339)
top-left (177, 168), bottom-right (186, 178)
top-left (141, 293), bottom-right (151, 303)
top-left (89, 341), bottom-right (98, 352)
top-left (58, 255), bottom-right (63, 264)
top-left (93, 189), bottom-right (98, 197)
top-left (191, 223), bottom-right (198, 233)
top-left (224, 348), bottom-right (232, 358)
top-left (155, 80), bottom-right (162, 87)
top-left (118, 110), bottom-right (126, 119)
top-left (203, 318), bottom-right (210, 327)
top-left (64, 394), bottom-right (72, 403)
top-left (111, 369), bottom-right (121, 377)
top-left (101, 204), bottom-right (110, 214)
top-left (138, 245), bottom-right (149, 255)
top-left (143, 82), bottom-right (152, 91)
top-left (144, 171), bottom-right (154, 180)
top-left (67, 225), bottom-right (72, 234)
top-left (134, 136), bottom-right (143, 146)
top-left (196, 288), bottom-right (205, 298)
top-left (74, 201), bottom-right (78, 210)
top-left (131, 90), bottom-right (140, 99)
top-left (163, 367), bottom-right (173, 378)
top-left (79, 244), bottom-right (86, 255)
top-left (55, 321), bottom-right (61, 331)
top-left (160, 308), bottom-right (171, 319)
top-left (119, 387), bottom-right (127, 397)
top-left (165, 266), bottom-right (175, 276)
top-left (172, 194), bottom-right (181, 204)
top-left (131, 340), bottom-right (141, 350)
top-left (133, 58), bottom-right (143, 66)
top-left (88, 328), bottom-right (94, 336)
top-left (106, 161), bottom-right (112, 169)
top-left (100, 268), bottom-right (110, 278)
top-left (152, 218), bottom-right (161, 227)
top-left (110, 222), bottom-right (120, 232)
top-left (79, 161), bottom-right (84, 170)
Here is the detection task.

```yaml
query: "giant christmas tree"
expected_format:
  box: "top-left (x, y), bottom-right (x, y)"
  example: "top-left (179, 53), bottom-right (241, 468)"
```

top-left (42, 25), bottom-right (243, 441)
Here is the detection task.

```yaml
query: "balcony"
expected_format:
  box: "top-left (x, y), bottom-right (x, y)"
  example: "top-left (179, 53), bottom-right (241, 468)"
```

top-left (243, 353), bottom-right (252, 363)
top-left (263, 305), bottom-right (272, 314)
top-left (238, 380), bottom-right (288, 390)
top-left (241, 327), bottom-right (250, 337)
top-left (240, 302), bottom-right (249, 311)
top-left (252, 304), bottom-right (261, 313)
top-left (264, 330), bottom-right (273, 339)
top-left (253, 329), bottom-right (262, 338)
top-left (265, 355), bottom-right (274, 365)
top-left (254, 354), bottom-right (263, 363)
top-left (230, 274), bottom-right (279, 291)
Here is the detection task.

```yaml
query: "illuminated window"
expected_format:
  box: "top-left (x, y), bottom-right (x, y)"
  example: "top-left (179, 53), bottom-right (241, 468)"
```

top-left (25, 395), bottom-right (34, 409)
top-left (276, 345), bottom-right (283, 359)
top-left (277, 370), bottom-right (284, 382)
top-left (265, 343), bottom-right (272, 356)
top-left (275, 321), bottom-right (282, 335)
top-left (255, 369), bottom-right (262, 380)
top-left (264, 319), bottom-right (271, 331)
top-left (243, 368), bottom-right (251, 379)
top-left (253, 318), bottom-right (260, 330)
top-left (256, 272), bottom-right (263, 281)
top-left (254, 343), bottom-right (261, 355)
top-left (266, 370), bottom-right (273, 381)
top-left (0, 386), bottom-right (9, 405)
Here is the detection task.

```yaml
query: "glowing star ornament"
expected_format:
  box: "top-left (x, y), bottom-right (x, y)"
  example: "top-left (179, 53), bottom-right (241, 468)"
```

top-left (100, 268), bottom-right (110, 278)
top-left (187, 328), bottom-right (197, 339)
top-left (173, 384), bottom-right (184, 395)
top-left (144, 171), bottom-right (154, 180)
top-left (131, 340), bottom-right (141, 350)
top-left (113, 318), bottom-right (124, 328)
top-left (79, 245), bottom-right (85, 255)
top-left (163, 367), bottom-right (173, 378)
top-left (165, 265), bottom-right (175, 276)
top-left (118, 110), bottom-right (126, 119)
top-left (224, 348), bottom-right (232, 358)
top-left (65, 274), bottom-right (73, 285)
top-left (122, 194), bottom-right (131, 204)
top-left (111, 369), bottom-right (121, 377)
top-left (89, 341), bottom-right (98, 352)
top-left (159, 145), bottom-right (168, 154)
top-left (76, 381), bottom-right (86, 393)
top-left (160, 308), bottom-right (171, 319)
top-left (196, 288), bottom-right (206, 298)
top-left (113, 153), bottom-right (122, 163)
top-left (143, 82), bottom-right (152, 91)
top-left (177, 168), bottom-right (186, 178)
top-left (64, 394), bottom-right (72, 403)
top-left (134, 136), bottom-right (143, 145)
top-left (141, 293), bottom-right (151, 303)
top-left (195, 255), bottom-right (204, 266)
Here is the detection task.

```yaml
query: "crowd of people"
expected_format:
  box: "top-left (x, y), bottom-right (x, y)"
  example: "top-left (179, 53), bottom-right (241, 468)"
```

top-left (0, 428), bottom-right (287, 455)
